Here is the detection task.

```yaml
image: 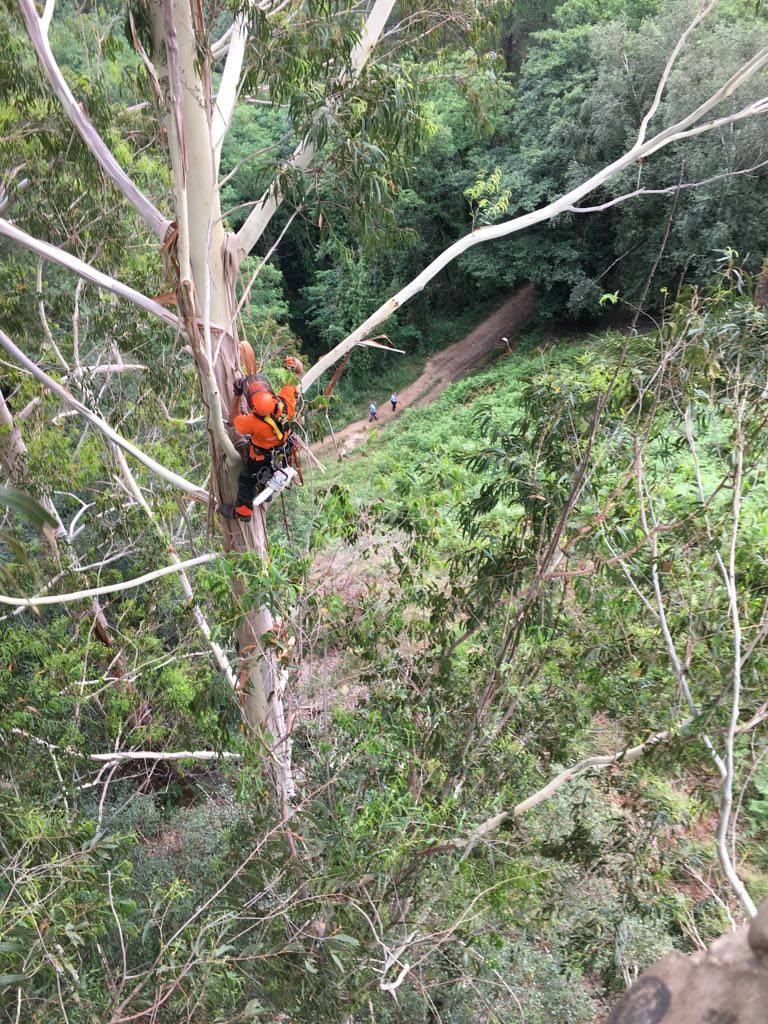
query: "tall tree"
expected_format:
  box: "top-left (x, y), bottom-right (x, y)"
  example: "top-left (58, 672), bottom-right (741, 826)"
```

top-left (2, 0), bottom-right (767, 810)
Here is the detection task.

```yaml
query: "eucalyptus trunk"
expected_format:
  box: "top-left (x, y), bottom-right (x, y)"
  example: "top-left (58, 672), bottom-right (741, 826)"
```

top-left (149, 0), bottom-right (293, 805)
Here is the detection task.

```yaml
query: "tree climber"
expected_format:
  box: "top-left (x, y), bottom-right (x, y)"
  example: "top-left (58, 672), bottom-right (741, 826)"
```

top-left (219, 356), bottom-right (304, 521)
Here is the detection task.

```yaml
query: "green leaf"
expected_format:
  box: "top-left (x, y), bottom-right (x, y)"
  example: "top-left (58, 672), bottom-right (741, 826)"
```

top-left (0, 974), bottom-right (27, 988)
top-left (0, 486), bottom-right (56, 531)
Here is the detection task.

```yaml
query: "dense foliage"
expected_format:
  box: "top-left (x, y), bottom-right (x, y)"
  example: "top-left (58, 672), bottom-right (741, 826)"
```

top-left (215, 0), bottom-right (768, 419)
top-left (2, 0), bottom-right (768, 1020)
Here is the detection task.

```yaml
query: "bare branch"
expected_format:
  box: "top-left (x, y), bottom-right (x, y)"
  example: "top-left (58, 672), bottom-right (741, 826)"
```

top-left (36, 258), bottom-right (69, 370)
top-left (635, 0), bottom-right (718, 147)
top-left (40, 0), bottom-right (54, 34)
top-left (235, 0), bottom-right (396, 263)
top-left (0, 552), bottom-right (218, 608)
top-left (0, 218), bottom-right (179, 328)
top-left (710, 395), bottom-right (757, 917)
top-left (0, 327), bottom-right (209, 501)
top-left (17, 0), bottom-right (171, 240)
top-left (88, 748), bottom-right (240, 764)
top-left (211, 12), bottom-right (249, 168)
top-left (211, 22), bottom-right (234, 60)
top-left (8, 727), bottom-right (241, 764)
top-left (109, 440), bottom-right (239, 691)
top-left (302, 47), bottom-right (768, 390)
top-left (566, 159), bottom-right (768, 214)
top-left (234, 206), bottom-right (299, 320)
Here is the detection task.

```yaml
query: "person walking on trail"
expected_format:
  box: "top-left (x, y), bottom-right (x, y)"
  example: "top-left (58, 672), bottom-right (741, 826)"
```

top-left (390, 392), bottom-right (398, 413)
top-left (219, 355), bottom-right (304, 521)
top-left (369, 402), bottom-right (378, 422)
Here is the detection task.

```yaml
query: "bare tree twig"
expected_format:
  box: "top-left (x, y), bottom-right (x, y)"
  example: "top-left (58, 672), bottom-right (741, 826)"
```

top-left (0, 218), bottom-right (179, 328)
top-left (0, 553), bottom-right (218, 608)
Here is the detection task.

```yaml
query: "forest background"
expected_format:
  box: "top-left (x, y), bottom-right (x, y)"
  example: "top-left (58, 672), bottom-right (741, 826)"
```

top-left (2, 0), bottom-right (768, 1021)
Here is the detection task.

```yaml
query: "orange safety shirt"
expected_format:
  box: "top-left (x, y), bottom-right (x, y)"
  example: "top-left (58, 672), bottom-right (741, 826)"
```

top-left (233, 384), bottom-right (299, 459)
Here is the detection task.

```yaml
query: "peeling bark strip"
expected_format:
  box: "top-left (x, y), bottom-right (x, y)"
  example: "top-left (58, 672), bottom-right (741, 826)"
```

top-left (17, 0), bottom-right (170, 240)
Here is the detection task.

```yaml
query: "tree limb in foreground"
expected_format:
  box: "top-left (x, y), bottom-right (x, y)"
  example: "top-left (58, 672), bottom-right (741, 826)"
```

top-left (0, 328), bottom-right (209, 502)
top-left (0, 218), bottom-right (179, 328)
top-left (0, 553), bottom-right (218, 607)
top-left (455, 705), bottom-right (768, 859)
top-left (17, 0), bottom-right (171, 240)
top-left (8, 728), bottom-right (242, 765)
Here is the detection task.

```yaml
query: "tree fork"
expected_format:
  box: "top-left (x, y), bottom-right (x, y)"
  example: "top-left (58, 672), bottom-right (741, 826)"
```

top-left (148, 0), bottom-right (292, 803)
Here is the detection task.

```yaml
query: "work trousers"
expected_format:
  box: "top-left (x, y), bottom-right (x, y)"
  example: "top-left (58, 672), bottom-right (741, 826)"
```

top-left (236, 453), bottom-right (275, 511)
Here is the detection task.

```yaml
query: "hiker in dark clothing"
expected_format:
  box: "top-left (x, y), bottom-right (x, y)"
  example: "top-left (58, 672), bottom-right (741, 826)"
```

top-left (390, 392), bottom-right (398, 412)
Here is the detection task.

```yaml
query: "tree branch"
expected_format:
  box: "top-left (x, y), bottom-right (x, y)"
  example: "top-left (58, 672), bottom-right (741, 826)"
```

top-left (89, 748), bottom-right (240, 764)
top-left (457, 700), bottom-right (768, 857)
top-left (635, 0), bottom-right (718, 147)
top-left (211, 12), bottom-right (249, 169)
top-left (710, 394), bottom-right (756, 917)
top-left (8, 727), bottom-right (241, 765)
top-left (235, 0), bottom-right (396, 263)
top-left (0, 327), bottom-right (209, 501)
top-left (0, 552), bottom-right (218, 607)
top-left (301, 48), bottom-right (768, 390)
top-left (453, 723), bottom-right (691, 858)
top-left (108, 438), bottom-right (239, 692)
top-left (0, 218), bottom-right (179, 328)
top-left (566, 159), bottom-right (768, 214)
top-left (17, 0), bottom-right (171, 240)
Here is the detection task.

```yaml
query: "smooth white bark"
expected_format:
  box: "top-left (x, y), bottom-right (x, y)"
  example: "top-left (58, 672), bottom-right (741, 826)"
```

top-left (0, 328), bottom-right (209, 501)
top-left (0, 553), bottom-right (217, 607)
top-left (211, 13), bottom-right (249, 170)
top-left (302, 50), bottom-right (768, 390)
top-left (699, 398), bottom-right (757, 918)
top-left (36, 259), bottom-right (69, 370)
top-left (0, 218), bottom-right (179, 329)
top-left (89, 748), bottom-right (240, 763)
top-left (17, 0), bottom-right (171, 240)
top-left (567, 158), bottom-right (768, 213)
top-left (635, 0), bottom-right (718, 147)
top-left (7, 728), bottom-right (240, 764)
top-left (235, 0), bottom-right (396, 263)
top-left (456, 722), bottom-right (692, 856)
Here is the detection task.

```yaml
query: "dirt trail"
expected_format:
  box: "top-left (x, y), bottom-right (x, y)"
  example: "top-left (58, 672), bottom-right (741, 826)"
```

top-left (315, 283), bottom-right (537, 457)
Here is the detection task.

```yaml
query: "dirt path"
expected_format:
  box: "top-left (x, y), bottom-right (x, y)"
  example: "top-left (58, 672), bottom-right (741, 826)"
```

top-left (314, 283), bottom-right (537, 457)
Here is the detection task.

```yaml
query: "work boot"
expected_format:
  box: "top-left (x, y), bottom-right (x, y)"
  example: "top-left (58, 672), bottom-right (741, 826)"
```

top-left (217, 502), bottom-right (254, 521)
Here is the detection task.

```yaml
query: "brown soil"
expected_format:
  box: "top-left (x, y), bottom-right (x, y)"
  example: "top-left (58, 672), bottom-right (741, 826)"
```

top-left (315, 283), bottom-right (537, 457)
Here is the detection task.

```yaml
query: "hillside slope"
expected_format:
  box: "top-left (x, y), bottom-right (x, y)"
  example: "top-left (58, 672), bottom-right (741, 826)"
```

top-left (315, 284), bottom-right (537, 456)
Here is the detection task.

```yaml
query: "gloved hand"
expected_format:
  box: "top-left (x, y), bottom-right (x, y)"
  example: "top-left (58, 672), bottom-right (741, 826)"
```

top-left (233, 377), bottom-right (245, 396)
top-left (284, 356), bottom-right (304, 375)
